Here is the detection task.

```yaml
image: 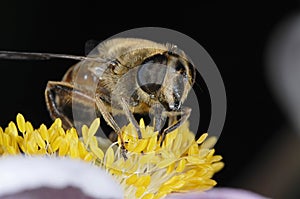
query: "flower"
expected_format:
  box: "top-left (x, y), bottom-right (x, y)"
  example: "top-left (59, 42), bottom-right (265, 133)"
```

top-left (165, 188), bottom-right (270, 199)
top-left (0, 156), bottom-right (123, 199)
top-left (0, 113), bottom-right (224, 199)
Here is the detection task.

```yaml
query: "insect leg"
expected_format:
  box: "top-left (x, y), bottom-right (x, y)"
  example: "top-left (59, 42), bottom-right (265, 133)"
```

top-left (47, 81), bottom-right (115, 132)
top-left (95, 95), bottom-right (127, 159)
top-left (159, 107), bottom-right (191, 146)
top-left (120, 97), bottom-right (142, 139)
top-left (95, 95), bottom-right (121, 133)
top-left (150, 103), bottom-right (165, 133)
top-left (45, 81), bottom-right (91, 129)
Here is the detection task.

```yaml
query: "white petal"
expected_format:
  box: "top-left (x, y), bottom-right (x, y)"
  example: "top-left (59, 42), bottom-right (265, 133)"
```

top-left (0, 156), bottom-right (123, 199)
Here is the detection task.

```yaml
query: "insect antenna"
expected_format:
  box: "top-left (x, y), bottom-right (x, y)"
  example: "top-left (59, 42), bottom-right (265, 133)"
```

top-left (0, 51), bottom-right (105, 62)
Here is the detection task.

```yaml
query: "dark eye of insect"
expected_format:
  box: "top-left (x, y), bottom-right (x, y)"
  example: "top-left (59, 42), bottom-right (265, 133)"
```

top-left (137, 54), bottom-right (168, 95)
top-left (142, 54), bottom-right (168, 65)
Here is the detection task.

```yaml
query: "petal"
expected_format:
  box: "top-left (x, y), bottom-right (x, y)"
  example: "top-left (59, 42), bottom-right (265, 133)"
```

top-left (165, 188), bottom-right (269, 199)
top-left (0, 156), bottom-right (124, 199)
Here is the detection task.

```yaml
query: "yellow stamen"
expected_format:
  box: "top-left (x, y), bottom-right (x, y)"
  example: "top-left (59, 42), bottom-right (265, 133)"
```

top-left (176, 159), bottom-right (186, 173)
top-left (0, 113), bottom-right (223, 199)
top-left (16, 113), bottom-right (26, 133)
top-left (105, 147), bottom-right (115, 168)
top-left (8, 122), bottom-right (18, 137)
top-left (58, 139), bottom-right (69, 156)
top-left (126, 174), bottom-right (138, 185)
top-left (39, 124), bottom-right (49, 143)
top-left (136, 186), bottom-right (146, 198)
top-left (86, 118), bottom-right (100, 146)
top-left (141, 193), bottom-right (154, 199)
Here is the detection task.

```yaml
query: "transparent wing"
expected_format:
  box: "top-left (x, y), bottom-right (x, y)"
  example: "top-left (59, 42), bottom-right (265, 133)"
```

top-left (0, 51), bottom-right (105, 62)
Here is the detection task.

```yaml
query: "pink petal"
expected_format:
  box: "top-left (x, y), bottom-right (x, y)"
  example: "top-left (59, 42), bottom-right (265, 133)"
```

top-left (165, 188), bottom-right (269, 199)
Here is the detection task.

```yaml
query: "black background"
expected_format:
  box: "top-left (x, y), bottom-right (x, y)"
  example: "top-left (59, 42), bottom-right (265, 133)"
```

top-left (0, 1), bottom-right (299, 198)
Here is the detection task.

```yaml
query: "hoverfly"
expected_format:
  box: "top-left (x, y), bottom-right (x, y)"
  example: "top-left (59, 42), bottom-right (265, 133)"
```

top-left (0, 38), bottom-right (196, 157)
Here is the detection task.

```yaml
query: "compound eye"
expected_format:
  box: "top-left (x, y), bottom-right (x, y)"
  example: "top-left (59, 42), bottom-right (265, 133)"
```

top-left (137, 54), bottom-right (168, 96)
